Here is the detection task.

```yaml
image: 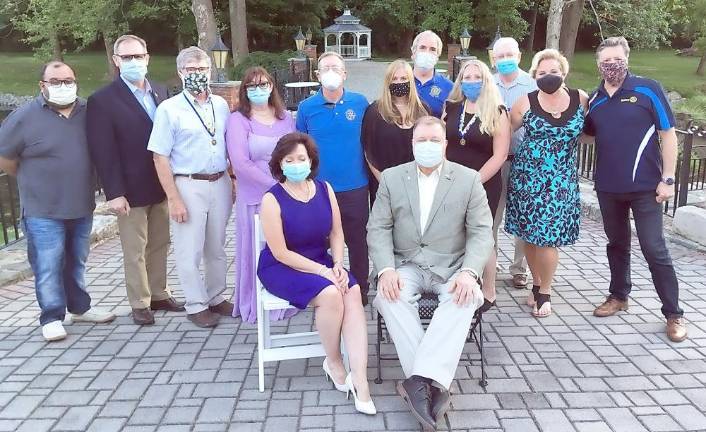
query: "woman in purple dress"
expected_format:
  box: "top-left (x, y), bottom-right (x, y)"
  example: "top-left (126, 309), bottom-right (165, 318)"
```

top-left (226, 67), bottom-right (295, 323)
top-left (258, 133), bottom-right (376, 415)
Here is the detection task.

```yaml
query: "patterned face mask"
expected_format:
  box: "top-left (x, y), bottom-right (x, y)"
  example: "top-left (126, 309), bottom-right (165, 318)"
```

top-left (182, 72), bottom-right (210, 94)
top-left (599, 59), bottom-right (628, 86)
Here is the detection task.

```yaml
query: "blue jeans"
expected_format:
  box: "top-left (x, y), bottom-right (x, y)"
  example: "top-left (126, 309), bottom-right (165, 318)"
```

top-left (597, 191), bottom-right (682, 318)
top-left (22, 216), bottom-right (93, 325)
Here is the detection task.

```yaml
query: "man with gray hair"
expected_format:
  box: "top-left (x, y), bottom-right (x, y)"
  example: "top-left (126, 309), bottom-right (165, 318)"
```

top-left (411, 30), bottom-right (453, 118)
top-left (148, 46), bottom-right (234, 328)
top-left (491, 36), bottom-right (537, 290)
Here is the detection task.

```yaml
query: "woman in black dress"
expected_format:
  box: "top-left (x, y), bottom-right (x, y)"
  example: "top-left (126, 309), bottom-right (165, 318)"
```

top-left (362, 59), bottom-right (429, 204)
top-left (444, 59), bottom-right (511, 312)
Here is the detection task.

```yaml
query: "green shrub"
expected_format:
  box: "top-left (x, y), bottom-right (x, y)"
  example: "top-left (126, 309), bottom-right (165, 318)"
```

top-left (231, 51), bottom-right (297, 81)
top-left (675, 95), bottom-right (706, 123)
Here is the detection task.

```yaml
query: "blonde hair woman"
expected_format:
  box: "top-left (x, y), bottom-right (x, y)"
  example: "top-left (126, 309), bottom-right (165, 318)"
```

top-left (443, 59), bottom-right (511, 314)
top-left (362, 59), bottom-right (428, 203)
top-left (506, 49), bottom-right (589, 317)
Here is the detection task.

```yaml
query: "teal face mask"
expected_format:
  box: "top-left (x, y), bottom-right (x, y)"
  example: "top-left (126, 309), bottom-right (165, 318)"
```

top-left (496, 59), bottom-right (519, 75)
top-left (282, 161), bottom-right (311, 182)
top-left (246, 87), bottom-right (271, 105)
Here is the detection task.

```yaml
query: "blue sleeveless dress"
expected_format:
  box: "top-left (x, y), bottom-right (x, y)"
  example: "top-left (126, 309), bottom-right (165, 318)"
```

top-left (257, 180), bottom-right (358, 309)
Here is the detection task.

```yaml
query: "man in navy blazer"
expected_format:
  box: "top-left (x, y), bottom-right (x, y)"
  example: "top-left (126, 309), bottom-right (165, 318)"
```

top-left (86, 34), bottom-right (184, 325)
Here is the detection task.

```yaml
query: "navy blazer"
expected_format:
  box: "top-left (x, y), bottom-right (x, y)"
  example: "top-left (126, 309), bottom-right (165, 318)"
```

top-left (86, 78), bottom-right (168, 207)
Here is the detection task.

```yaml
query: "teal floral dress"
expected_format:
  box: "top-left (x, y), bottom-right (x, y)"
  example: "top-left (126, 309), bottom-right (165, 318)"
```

top-left (505, 89), bottom-right (584, 247)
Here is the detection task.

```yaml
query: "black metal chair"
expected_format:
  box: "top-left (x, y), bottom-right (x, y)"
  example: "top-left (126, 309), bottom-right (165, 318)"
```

top-left (374, 292), bottom-right (487, 388)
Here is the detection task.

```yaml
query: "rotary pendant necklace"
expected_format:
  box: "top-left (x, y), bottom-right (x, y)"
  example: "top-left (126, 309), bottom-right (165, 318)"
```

top-left (458, 101), bottom-right (477, 146)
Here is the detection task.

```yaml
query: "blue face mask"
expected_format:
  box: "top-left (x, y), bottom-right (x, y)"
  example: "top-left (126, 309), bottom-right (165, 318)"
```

top-left (461, 81), bottom-right (483, 102)
top-left (496, 58), bottom-right (519, 75)
top-left (120, 59), bottom-right (148, 83)
top-left (246, 87), bottom-right (271, 105)
top-left (413, 141), bottom-right (443, 168)
top-left (282, 161), bottom-right (311, 182)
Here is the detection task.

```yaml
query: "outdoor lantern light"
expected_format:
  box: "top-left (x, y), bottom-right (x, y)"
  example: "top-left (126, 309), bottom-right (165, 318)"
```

top-left (460, 28), bottom-right (471, 56)
top-left (487, 26), bottom-right (501, 67)
top-left (210, 35), bottom-right (230, 83)
top-left (294, 27), bottom-right (306, 56)
top-left (305, 27), bottom-right (313, 45)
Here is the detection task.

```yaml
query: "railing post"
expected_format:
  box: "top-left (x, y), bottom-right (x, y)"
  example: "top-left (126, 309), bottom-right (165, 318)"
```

top-left (677, 126), bottom-right (694, 208)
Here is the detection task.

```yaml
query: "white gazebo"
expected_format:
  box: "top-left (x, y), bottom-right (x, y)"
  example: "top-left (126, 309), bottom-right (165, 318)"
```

top-left (323, 9), bottom-right (372, 60)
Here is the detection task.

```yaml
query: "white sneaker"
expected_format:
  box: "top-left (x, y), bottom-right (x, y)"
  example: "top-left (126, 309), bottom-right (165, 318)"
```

top-left (42, 321), bottom-right (67, 341)
top-left (71, 308), bottom-right (116, 324)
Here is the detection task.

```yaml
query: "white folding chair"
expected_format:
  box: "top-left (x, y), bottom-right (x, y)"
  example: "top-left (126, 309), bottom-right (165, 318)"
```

top-left (255, 214), bottom-right (345, 392)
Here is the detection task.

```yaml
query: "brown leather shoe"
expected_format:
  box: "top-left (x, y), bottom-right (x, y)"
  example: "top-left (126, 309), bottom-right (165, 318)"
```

top-left (512, 274), bottom-right (528, 289)
top-left (593, 296), bottom-right (629, 317)
top-left (151, 297), bottom-right (186, 312)
top-left (132, 308), bottom-right (155, 325)
top-left (209, 300), bottom-right (234, 316)
top-left (187, 310), bottom-right (220, 328)
top-left (667, 317), bottom-right (687, 342)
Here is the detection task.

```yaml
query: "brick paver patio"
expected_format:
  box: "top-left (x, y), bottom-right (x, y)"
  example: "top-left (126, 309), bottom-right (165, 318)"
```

top-left (0, 213), bottom-right (705, 432)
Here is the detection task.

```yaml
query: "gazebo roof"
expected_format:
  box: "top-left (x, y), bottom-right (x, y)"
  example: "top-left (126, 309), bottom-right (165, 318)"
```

top-left (323, 9), bottom-right (371, 33)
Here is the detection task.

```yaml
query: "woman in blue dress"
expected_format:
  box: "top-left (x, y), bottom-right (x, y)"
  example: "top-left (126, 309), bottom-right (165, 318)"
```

top-left (505, 49), bottom-right (589, 318)
top-left (257, 132), bottom-right (376, 415)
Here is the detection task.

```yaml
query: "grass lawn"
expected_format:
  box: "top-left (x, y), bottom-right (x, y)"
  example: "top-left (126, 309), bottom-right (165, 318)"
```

top-left (1, 49), bottom-right (705, 118)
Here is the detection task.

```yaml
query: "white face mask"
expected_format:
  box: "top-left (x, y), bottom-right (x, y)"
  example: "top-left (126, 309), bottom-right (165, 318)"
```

top-left (45, 83), bottom-right (78, 106)
top-left (413, 140), bottom-right (443, 168)
top-left (320, 71), bottom-right (343, 91)
top-left (414, 51), bottom-right (438, 70)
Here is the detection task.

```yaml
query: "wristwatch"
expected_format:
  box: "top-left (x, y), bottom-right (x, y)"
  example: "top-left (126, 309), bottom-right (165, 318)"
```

top-left (661, 177), bottom-right (675, 186)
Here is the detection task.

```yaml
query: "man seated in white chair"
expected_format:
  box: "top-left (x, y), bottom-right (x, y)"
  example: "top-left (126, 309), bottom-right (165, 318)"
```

top-left (368, 115), bottom-right (494, 430)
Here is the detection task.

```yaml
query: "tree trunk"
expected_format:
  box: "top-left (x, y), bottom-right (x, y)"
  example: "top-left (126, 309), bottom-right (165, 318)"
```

top-left (559, 0), bottom-right (585, 60)
top-left (698, 52), bottom-right (706, 76)
top-left (176, 31), bottom-right (185, 51)
top-left (103, 33), bottom-right (116, 79)
top-left (50, 30), bottom-right (63, 61)
top-left (191, 0), bottom-right (218, 52)
top-left (526, 4), bottom-right (538, 52)
top-left (229, 0), bottom-right (249, 66)
top-left (546, 0), bottom-right (565, 50)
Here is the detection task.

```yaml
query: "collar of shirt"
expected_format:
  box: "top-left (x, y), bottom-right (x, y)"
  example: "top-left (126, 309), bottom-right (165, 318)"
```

top-left (183, 89), bottom-right (212, 106)
top-left (36, 95), bottom-right (86, 117)
top-left (494, 69), bottom-right (533, 89)
top-left (414, 72), bottom-right (444, 88)
top-left (416, 162), bottom-right (443, 181)
top-left (121, 75), bottom-right (153, 97)
top-left (597, 72), bottom-right (639, 97)
top-left (312, 88), bottom-right (350, 106)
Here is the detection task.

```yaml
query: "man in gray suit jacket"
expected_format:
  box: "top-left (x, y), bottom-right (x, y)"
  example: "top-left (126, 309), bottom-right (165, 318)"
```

top-left (368, 116), bottom-right (494, 430)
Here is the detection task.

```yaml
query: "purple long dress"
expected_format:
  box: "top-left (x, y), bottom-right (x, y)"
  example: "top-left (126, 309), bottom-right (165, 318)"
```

top-left (226, 110), bottom-right (296, 322)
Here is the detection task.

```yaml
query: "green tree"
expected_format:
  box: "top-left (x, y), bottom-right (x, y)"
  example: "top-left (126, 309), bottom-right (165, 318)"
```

top-left (671, 0), bottom-right (706, 75)
top-left (583, 0), bottom-right (672, 49)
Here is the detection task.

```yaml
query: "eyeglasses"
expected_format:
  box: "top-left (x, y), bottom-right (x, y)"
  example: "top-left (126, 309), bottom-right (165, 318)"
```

top-left (41, 79), bottom-right (76, 86)
top-left (318, 66), bottom-right (344, 73)
top-left (184, 66), bottom-right (210, 74)
top-left (116, 53), bottom-right (148, 61)
top-left (245, 82), bottom-right (271, 90)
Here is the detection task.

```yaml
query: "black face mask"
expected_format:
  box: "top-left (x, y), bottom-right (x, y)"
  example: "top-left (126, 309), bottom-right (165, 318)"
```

top-left (536, 74), bottom-right (563, 94)
top-left (389, 81), bottom-right (411, 97)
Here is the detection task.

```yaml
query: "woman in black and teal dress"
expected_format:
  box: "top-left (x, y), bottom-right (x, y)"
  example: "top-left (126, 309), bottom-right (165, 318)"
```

top-left (444, 59), bottom-right (511, 313)
top-left (506, 49), bottom-right (589, 318)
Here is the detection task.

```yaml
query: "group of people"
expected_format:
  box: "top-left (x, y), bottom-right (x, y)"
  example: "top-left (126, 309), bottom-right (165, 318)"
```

top-left (0, 27), bottom-right (688, 430)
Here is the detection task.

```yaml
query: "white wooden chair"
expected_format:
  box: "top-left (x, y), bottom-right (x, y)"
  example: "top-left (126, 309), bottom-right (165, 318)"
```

top-left (255, 214), bottom-right (345, 392)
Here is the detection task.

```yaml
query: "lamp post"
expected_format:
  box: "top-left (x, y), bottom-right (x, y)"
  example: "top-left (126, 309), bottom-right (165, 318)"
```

top-left (210, 35), bottom-right (229, 83)
top-left (487, 26), bottom-right (502, 68)
top-left (294, 27), bottom-right (306, 58)
top-left (305, 27), bottom-right (313, 45)
top-left (460, 28), bottom-right (471, 57)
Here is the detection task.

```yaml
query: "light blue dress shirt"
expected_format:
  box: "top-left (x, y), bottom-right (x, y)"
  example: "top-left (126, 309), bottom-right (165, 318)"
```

top-left (147, 91), bottom-right (230, 175)
top-left (494, 70), bottom-right (537, 154)
top-left (121, 75), bottom-right (157, 120)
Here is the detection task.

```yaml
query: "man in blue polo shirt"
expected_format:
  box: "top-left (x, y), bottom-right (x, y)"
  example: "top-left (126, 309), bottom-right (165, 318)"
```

top-left (584, 37), bottom-right (686, 342)
top-left (411, 30), bottom-right (453, 118)
top-left (296, 51), bottom-right (371, 305)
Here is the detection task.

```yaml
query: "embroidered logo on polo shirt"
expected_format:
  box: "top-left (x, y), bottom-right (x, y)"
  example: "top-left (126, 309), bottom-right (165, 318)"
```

top-left (430, 85), bottom-right (442, 98)
top-left (620, 96), bottom-right (638, 103)
top-left (345, 109), bottom-right (356, 121)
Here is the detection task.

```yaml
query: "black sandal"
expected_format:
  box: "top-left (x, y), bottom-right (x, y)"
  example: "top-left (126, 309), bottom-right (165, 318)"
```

top-left (476, 298), bottom-right (496, 316)
top-left (532, 293), bottom-right (552, 317)
top-left (527, 285), bottom-right (540, 307)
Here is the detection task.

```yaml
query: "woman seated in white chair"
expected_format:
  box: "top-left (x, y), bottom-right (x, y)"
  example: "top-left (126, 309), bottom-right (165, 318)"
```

top-left (257, 132), bottom-right (376, 415)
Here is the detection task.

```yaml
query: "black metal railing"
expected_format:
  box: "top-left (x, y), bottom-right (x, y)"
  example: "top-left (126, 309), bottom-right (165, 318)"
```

top-left (0, 172), bottom-right (22, 248)
top-left (577, 124), bottom-right (706, 216)
top-left (271, 57), bottom-right (316, 111)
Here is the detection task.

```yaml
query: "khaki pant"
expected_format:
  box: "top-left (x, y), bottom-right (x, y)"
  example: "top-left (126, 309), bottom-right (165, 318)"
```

top-left (494, 160), bottom-right (527, 276)
top-left (172, 175), bottom-right (232, 314)
top-left (373, 263), bottom-right (483, 390)
top-left (117, 200), bottom-right (171, 309)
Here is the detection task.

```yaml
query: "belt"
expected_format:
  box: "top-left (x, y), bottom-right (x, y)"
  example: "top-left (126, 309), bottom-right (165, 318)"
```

top-left (174, 171), bottom-right (225, 181)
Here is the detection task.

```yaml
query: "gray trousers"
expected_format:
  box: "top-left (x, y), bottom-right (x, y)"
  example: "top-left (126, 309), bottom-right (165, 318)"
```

top-left (172, 175), bottom-right (232, 314)
top-left (494, 160), bottom-right (527, 276)
top-left (373, 263), bottom-right (483, 390)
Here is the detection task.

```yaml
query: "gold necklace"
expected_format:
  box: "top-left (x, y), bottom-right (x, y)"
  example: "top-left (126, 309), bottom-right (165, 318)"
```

top-left (283, 180), bottom-right (311, 202)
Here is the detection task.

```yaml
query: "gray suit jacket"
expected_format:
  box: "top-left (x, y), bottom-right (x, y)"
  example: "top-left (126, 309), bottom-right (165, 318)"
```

top-left (367, 161), bottom-right (494, 282)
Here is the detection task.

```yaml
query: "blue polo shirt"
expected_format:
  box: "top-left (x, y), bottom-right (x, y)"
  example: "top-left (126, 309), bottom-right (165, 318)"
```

top-left (415, 73), bottom-right (453, 118)
top-left (584, 73), bottom-right (675, 193)
top-left (296, 89), bottom-right (369, 192)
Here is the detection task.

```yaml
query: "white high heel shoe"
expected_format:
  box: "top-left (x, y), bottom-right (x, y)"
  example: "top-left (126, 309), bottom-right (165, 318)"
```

top-left (322, 358), bottom-right (349, 392)
top-left (345, 373), bottom-right (377, 415)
